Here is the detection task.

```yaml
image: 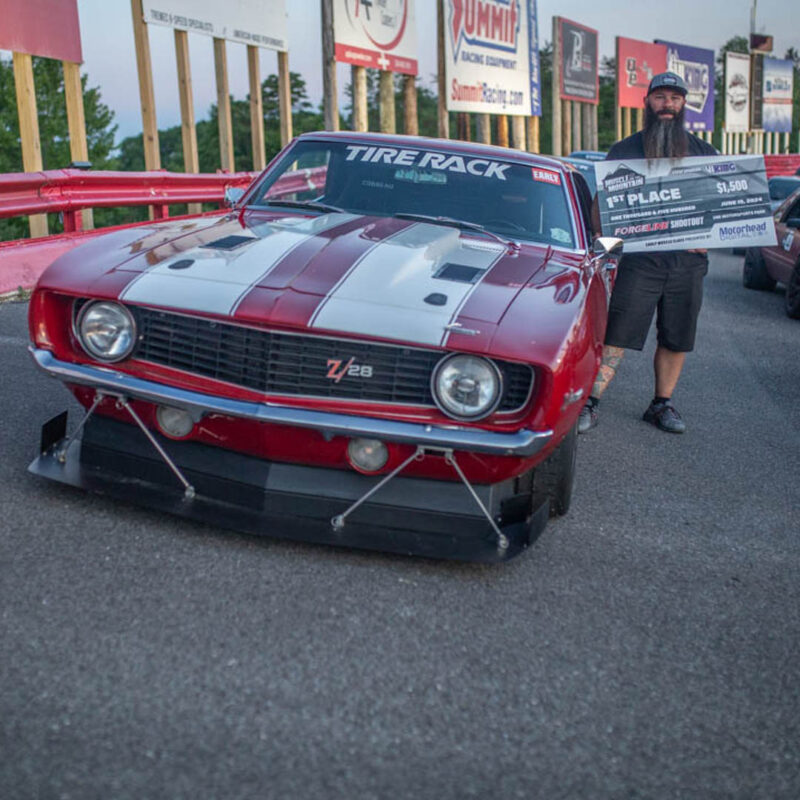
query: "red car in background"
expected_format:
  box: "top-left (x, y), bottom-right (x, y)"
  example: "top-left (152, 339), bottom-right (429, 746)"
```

top-left (744, 186), bottom-right (800, 318)
top-left (27, 132), bottom-right (621, 562)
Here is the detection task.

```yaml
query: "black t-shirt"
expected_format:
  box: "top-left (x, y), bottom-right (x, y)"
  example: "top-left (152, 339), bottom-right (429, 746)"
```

top-left (607, 130), bottom-right (718, 160)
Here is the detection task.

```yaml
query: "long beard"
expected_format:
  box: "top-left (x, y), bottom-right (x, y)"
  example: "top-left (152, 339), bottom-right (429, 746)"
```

top-left (642, 105), bottom-right (688, 159)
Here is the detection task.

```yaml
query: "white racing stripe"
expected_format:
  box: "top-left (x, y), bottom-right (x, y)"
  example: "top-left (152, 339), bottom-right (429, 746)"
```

top-left (120, 213), bottom-right (358, 315)
top-left (310, 224), bottom-right (505, 346)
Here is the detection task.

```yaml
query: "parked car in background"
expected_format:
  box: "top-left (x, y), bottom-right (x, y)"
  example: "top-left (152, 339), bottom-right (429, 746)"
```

top-left (560, 156), bottom-right (598, 195)
top-left (27, 132), bottom-right (622, 562)
top-left (743, 186), bottom-right (800, 318)
top-left (569, 150), bottom-right (606, 162)
top-left (768, 176), bottom-right (800, 213)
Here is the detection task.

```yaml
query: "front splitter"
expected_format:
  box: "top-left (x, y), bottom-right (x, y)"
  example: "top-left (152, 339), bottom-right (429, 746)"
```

top-left (29, 415), bottom-right (549, 563)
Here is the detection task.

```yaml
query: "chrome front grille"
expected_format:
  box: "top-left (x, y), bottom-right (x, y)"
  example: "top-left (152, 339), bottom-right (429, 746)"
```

top-left (131, 307), bottom-right (533, 411)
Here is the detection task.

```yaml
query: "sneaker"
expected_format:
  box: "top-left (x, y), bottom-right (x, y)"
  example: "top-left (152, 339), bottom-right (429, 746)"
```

top-left (642, 401), bottom-right (686, 434)
top-left (577, 401), bottom-right (598, 434)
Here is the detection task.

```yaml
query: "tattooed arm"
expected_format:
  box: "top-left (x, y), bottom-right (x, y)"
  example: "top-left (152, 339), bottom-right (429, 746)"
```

top-left (591, 346), bottom-right (625, 398)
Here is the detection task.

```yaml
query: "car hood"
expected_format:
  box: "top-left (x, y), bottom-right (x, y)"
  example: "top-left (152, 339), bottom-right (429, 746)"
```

top-left (39, 210), bottom-right (568, 350)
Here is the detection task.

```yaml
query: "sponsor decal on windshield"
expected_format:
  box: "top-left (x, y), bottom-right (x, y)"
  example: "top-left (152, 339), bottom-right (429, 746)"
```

top-left (345, 145), bottom-right (511, 180)
top-left (531, 168), bottom-right (561, 185)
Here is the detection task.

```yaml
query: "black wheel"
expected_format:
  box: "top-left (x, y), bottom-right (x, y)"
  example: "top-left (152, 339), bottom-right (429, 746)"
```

top-left (785, 262), bottom-right (800, 319)
top-left (532, 423), bottom-right (578, 517)
top-left (743, 248), bottom-right (776, 291)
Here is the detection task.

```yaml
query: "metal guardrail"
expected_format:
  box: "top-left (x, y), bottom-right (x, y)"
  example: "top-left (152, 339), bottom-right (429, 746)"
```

top-left (0, 168), bottom-right (259, 232)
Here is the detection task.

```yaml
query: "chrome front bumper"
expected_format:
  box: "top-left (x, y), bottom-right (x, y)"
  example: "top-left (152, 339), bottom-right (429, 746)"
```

top-left (30, 348), bottom-right (552, 457)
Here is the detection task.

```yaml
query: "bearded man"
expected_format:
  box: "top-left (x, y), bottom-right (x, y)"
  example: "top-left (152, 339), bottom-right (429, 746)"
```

top-left (580, 72), bottom-right (718, 435)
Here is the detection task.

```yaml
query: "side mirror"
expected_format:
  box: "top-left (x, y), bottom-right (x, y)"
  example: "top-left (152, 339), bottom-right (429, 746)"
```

top-left (785, 218), bottom-right (800, 230)
top-left (592, 236), bottom-right (624, 261)
top-left (224, 186), bottom-right (246, 208)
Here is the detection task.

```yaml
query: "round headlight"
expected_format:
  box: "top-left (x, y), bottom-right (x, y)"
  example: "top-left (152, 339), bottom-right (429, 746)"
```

top-left (431, 354), bottom-right (502, 420)
top-left (78, 302), bottom-right (136, 362)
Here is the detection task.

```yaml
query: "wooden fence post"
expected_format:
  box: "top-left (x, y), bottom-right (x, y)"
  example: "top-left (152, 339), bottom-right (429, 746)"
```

top-left (63, 60), bottom-right (93, 228)
top-left (130, 0), bottom-right (160, 171)
top-left (379, 70), bottom-right (396, 133)
top-left (247, 46), bottom-right (266, 172)
top-left (213, 37), bottom-right (235, 172)
top-left (277, 50), bottom-right (293, 147)
top-left (403, 75), bottom-right (418, 135)
top-left (12, 52), bottom-right (48, 238)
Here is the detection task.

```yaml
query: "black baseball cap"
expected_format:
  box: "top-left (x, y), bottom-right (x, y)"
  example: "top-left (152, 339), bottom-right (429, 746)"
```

top-left (647, 71), bottom-right (688, 95)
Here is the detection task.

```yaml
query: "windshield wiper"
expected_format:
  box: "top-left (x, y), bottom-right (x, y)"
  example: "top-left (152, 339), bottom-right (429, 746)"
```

top-left (393, 213), bottom-right (519, 251)
top-left (266, 199), bottom-right (345, 214)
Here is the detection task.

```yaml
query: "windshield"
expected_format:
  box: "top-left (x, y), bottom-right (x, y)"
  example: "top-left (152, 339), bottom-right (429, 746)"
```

top-left (248, 140), bottom-right (577, 248)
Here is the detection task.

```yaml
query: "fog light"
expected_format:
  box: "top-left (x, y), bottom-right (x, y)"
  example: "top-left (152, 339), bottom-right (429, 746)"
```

top-left (155, 405), bottom-right (194, 438)
top-left (347, 438), bottom-right (389, 473)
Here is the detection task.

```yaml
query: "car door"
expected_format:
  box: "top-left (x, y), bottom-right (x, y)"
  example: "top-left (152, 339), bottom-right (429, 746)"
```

top-left (766, 190), bottom-right (800, 284)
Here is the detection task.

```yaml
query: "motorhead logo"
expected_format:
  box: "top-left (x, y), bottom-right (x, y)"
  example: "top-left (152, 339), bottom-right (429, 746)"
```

top-left (448, 0), bottom-right (520, 61)
top-left (344, 0), bottom-right (410, 52)
top-left (727, 73), bottom-right (749, 112)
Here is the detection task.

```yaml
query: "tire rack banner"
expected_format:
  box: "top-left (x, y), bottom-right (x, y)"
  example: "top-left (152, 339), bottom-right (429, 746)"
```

top-left (444, 0), bottom-right (541, 116)
top-left (762, 57), bottom-right (794, 133)
top-left (657, 40), bottom-right (715, 132)
top-left (333, 0), bottom-right (418, 75)
top-left (616, 37), bottom-right (667, 109)
top-left (142, 0), bottom-right (288, 51)
top-left (557, 17), bottom-right (598, 104)
top-left (595, 155), bottom-right (777, 253)
top-left (0, 0), bottom-right (82, 62)
top-left (724, 52), bottom-right (751, 133)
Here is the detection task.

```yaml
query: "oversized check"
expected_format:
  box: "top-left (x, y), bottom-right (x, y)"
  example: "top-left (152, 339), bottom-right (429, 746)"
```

top-left (595, 155), bottom-right (777, 252)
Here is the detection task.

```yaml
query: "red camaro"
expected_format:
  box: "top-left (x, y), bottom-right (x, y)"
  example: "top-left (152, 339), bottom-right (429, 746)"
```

top-left (743, 185), bottom-right (800, 318)
top-left (28, 132), bottom-right (620, 561)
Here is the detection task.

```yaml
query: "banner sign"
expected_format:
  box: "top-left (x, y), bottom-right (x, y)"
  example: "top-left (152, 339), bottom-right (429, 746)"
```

top-left (762, 58), bottom-right (794, 133)
top-left (558, 17), bottom-right (598, 104)
top-left (724, 52), bottom-right (751, 132)
top-left (657, 40), bottom-right (715, 132)
top-left (444, 0), bottom-right (542, 116)
top-left (616, 37), bottom-right (667, 109)
top-left (142, 0), bottom-right (288, 51)
top-left (0, 0), bottom-right (82, 62)
top-left (333, 0), bottom-right (418, 75)
top-left (595, 155), bottom-right (776, 253)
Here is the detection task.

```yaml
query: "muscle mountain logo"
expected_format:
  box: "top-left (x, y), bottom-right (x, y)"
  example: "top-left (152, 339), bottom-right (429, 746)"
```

top-left (602, 165), bottom-right (646, 193)
top-left (448, 0), bottom-right (521, 61)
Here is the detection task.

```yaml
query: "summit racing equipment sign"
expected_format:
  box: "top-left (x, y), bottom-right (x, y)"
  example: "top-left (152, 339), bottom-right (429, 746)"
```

top-left (333, 0), bottom-right (418, 74)
top-left (444, 0), bottom-right (542, 116)
top-left (344, 145), bottom-right (511, 180)
top-left (596, 155), bottom-right (777, 253)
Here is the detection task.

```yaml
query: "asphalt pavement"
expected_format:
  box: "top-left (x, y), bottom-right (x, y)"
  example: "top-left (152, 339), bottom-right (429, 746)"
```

top-left (1, 251), bottom-right (799, 799)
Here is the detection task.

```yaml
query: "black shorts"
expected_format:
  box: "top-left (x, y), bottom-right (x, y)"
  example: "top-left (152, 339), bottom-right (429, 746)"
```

top-left (604, 252), bottom-right (709, 352)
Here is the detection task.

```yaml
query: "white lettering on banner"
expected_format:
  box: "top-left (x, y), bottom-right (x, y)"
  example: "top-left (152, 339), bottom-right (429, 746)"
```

top-left (344, 146), bottom-right (511, 180)
top-left (625, 188), bottom-right (682, 205)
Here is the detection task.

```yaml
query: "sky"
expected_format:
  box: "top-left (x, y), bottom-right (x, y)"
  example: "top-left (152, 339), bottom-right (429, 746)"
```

top-left (3, 0), bottom-right (799, 142)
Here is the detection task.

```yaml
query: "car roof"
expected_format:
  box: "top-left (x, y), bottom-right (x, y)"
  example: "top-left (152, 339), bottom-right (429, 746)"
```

top-left (293, 130), bottom-right (570, 172)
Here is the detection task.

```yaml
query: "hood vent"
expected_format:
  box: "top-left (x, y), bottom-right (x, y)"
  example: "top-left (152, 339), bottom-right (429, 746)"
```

top-left (201, 234), bottom-right (254, 251)
top-left (434, 263), bottom-right (484, 283)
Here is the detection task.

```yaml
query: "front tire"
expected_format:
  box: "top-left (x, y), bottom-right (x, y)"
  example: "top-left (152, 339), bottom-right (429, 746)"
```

top-left (532, 423), bottom-right (577, 517)
top-left (785, 262), bottom-right (800, 319)
top-left (743, 248), bottom-right (776, 291)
